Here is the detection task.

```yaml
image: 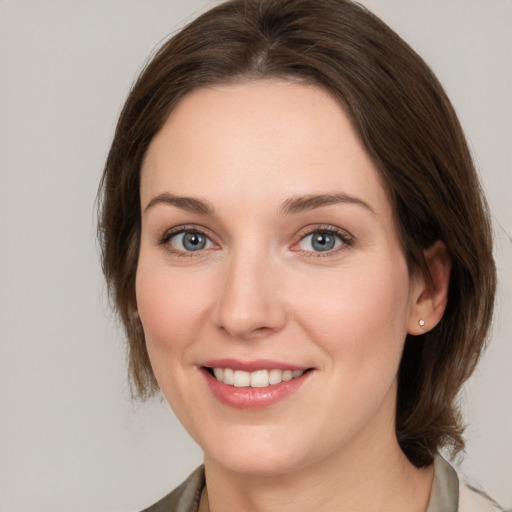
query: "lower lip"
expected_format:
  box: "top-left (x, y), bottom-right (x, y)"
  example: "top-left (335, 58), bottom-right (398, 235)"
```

top-left (201, 368), bottom-right (312, 409)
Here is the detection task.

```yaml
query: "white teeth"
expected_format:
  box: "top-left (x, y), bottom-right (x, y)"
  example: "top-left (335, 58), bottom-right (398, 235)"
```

top-left (250, 370), bottom-right (269, 388)
top-left (223, 368), bottom-right (234, 385)
top-left (233, 370), bottom-right (251, 387)
top-left (268, 369), bottom-right (283, 385)
top-left (282, 370), bottom-right (293, 381)
top-left (211, 367), bottom-right (305, 387)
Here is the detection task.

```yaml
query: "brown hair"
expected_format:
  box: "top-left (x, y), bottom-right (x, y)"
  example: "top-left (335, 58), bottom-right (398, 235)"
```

top-left (98, 0), bottom-right (496, 467)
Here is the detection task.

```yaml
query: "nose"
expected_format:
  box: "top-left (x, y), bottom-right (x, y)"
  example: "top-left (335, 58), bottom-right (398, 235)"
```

top-left (213, 250), bottom-right (287, 340)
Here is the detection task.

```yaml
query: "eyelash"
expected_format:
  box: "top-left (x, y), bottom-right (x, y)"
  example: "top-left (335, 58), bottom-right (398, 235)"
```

top-left (158, 224), bottom-right (354, 257)
top-left (292, 225), bottom-right (353, 257)
top-left (159, 225), bottom-right (215, 257)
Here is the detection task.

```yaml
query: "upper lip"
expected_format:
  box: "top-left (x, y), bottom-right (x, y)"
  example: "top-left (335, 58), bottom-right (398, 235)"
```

top-left (200, 358), bottom-right (310, 372)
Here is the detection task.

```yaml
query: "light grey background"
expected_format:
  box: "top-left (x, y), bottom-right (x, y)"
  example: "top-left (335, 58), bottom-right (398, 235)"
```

top-left (0, 1), bottom-right (510, 510)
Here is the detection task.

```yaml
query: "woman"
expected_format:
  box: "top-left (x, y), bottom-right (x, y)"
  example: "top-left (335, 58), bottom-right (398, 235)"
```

top-left (98, 0), bottom-right (499, 510)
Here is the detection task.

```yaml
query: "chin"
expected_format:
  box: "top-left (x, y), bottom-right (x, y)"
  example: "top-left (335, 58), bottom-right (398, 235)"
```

top-left (211, 449), bottom-right (307, 477)
top-left (200, 425), bottom-right (312, 477)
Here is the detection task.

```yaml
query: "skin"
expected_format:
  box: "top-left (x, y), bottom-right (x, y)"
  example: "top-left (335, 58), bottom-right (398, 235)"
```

top-left (136, 80), bottom-right (451, 512)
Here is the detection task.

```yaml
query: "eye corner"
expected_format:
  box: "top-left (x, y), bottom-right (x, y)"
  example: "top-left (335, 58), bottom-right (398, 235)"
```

top-left (158, 225), bottom-right (218, 256)
top-left (292, 225), bottom-right (354, 256)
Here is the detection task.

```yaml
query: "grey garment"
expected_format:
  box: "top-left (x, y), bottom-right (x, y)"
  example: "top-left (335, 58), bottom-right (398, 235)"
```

top-left (141, 455), bottom-right (493, 512)
top-left (427, 455), bottom-right (460, 512)
top-left (141, 466), bottom-right (205, 512)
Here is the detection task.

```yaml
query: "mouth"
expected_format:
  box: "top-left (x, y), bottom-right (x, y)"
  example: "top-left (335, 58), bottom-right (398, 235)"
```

top-left (206, 367), bottom-right (308, 388)
top-left (200, 361), bottom-right (314, 409)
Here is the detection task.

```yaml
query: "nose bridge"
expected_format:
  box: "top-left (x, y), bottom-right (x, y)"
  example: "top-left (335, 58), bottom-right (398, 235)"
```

top-left (214, 244), bottom-right (286, 338)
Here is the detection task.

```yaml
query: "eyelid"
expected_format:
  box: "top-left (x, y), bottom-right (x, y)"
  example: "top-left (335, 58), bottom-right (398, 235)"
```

top-left (290, 224), bottom-right (354, 255)
top-left (159, 224), bottom-right (219, 255)
top-left (157, 223), bottom-right (353, 256)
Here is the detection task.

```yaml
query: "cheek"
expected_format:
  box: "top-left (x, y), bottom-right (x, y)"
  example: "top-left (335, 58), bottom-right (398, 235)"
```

top-left (134, 260), bottom-right (212, 357)
top-left (134, 257), bottom-right (218, 416)
top-left (294, 256), bottom-right (411, 372)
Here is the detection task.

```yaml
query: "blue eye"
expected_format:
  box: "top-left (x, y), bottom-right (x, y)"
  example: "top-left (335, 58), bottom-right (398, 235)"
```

top-left (298, 230), bottom-right (344, 252)
top-left (168, 231), bottom-right (213, 252)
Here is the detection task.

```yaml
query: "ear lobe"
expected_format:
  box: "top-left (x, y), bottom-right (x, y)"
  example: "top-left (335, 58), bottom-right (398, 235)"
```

top-left (407, 241), bottom-right (451, 335)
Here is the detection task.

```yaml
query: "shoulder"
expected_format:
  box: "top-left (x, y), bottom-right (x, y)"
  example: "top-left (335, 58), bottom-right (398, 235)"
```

top-left (431, 454), bottom-right (503, 512)
top-left (458, 478), bottom-right (503, 512)
top-left (140, 466), bottom-right (205, 512)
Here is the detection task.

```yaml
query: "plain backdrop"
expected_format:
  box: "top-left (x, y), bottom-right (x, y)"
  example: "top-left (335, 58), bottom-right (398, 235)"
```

top-left (0, 1), bottom-right (510, 510)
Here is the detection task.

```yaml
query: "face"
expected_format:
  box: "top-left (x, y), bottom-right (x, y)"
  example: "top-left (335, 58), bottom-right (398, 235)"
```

top-left (136, 80), bottom-right (421, 477)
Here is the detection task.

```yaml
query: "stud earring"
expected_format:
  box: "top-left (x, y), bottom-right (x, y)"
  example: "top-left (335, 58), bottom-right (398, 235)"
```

top-left (419, 318), bottom-right (425, 328)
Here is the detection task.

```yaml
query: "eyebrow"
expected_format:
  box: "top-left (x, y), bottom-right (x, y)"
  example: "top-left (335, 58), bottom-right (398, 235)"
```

top-left (279, 193), bottom-right (375, 216)
top-left (144, 193), bottom-right (214, 215)
top-left (144, 191), bottom-right (375, 216)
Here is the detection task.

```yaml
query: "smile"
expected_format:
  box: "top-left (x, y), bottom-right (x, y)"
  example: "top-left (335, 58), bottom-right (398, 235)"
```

top-left (211, 368), bottom-right (305, 388)
top-left (201, 360), bottom-right (314, 409)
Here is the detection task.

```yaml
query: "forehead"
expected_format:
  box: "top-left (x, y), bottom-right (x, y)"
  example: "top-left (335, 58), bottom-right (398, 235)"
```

top-left (140, 80), bottom-right (390, 219)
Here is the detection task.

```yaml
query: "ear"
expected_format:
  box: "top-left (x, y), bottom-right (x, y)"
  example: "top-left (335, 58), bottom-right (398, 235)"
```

top-left (407, 241), bottom-right (451, 335)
